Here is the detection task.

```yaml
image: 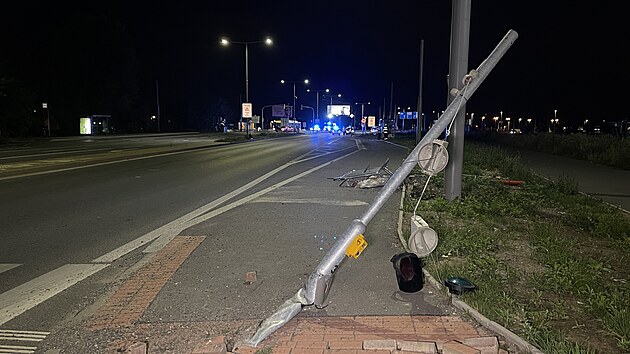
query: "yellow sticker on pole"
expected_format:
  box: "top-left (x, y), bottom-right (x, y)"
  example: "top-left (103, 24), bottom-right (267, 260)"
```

top-left (345, 234), bottom-right (368, 259)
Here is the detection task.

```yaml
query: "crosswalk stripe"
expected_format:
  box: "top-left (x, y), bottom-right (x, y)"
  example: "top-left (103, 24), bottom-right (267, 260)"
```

top-left (0, 329), bottom-right (48, 354)
top-left (0, 343), bottom-right (37, 353)
top-left (0, 264), bottom-right (108, 325)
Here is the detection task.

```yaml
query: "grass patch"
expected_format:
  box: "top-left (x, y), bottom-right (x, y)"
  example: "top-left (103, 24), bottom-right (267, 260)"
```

top-left (397, 137), bottom-right (630, 353)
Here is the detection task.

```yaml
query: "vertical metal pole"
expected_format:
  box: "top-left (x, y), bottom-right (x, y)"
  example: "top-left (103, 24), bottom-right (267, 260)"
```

top-left (389, 82), bottom-right (394, 130)
top-left (293, 83), bottom-right (296, 120)
top-left (316, 91), bottom-right (319, 125)
top-left (416, 39), bottom-right (425, 143)
top-left (245, 43), bottom-right (249, 102)
top-left (156, 80), bottom-right (161, 133)
top-left (47, 107), bottom-right (51, 137)
top-left (444, 0), bottom-right (471, 201)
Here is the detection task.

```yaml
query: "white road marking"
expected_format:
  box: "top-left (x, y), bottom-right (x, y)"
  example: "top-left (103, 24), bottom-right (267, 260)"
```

top-left (0, 264), bottom-right (109, 325)
top-left (145, 148), bottom-right (361, 254)
top-left (0, 265), bottom-right (20, 274)
top-left (0, 149), bottom-right (202, 182)
top-left (250, 197), bottom-right (368, 206)
top-left (94, 146), bottom-right (358, 261)
top-left (0, 344), bottom-right (37, 353)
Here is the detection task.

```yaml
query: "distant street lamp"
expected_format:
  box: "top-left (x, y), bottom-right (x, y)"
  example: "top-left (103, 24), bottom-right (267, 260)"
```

top-left (281, 79), bottom-right (309, 121)
top-left (307, 88), bottom-right (330, 127)
top-left (505, 117), bottom-right (511, 132)
top-left (355, 101), bottom-right (371, 129)
top-left (481, 115), bottom-right (486, 130)
top-left (500, 110), bottom-right (503, 131)
top-left (301, 104), bottom-right (314, 125)
top-left (493, 116), bottom-right (499, 131)
top-left (220, 36), bottom-right (272, 133)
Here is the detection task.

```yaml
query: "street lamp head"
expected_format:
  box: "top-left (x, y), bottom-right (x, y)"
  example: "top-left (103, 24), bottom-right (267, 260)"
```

top-left (220, 38), bottom-right (230, 46)
top-left (280, 79), bottom-right (286, 84)
top-left (265, 37), bottom-right (273, 45)
top-left (325, 88), bottom-right (330, 93)
top-left (304, 79), bottom-right (309, 84)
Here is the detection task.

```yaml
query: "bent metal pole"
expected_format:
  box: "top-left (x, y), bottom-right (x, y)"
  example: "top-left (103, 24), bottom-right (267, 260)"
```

top-left (246, 29), bottom-right (518, 347)
top-left (305, 29), bottom-right (518, 306)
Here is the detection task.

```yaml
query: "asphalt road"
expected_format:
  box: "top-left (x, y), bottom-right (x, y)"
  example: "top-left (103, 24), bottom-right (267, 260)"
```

top-left (0, 132), bottom-right (451, 353)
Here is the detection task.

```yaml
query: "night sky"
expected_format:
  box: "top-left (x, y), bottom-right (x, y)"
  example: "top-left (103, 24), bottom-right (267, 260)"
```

top-left (2, 1), bottom-right (628, 133)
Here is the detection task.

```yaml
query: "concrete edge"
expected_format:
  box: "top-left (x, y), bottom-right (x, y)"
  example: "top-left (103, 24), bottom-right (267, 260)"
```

top-left (397, 183), bottom-right (544, 354)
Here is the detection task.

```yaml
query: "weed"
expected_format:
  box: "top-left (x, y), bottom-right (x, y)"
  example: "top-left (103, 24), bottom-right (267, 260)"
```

top-left (395, 136), bottom-right (630, 353)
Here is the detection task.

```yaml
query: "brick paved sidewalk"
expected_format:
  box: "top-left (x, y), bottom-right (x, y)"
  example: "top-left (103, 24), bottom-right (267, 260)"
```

top-left (183, 315), bottom-right (512, 354)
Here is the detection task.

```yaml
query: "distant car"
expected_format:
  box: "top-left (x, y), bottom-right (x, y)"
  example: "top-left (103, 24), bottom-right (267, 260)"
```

top-left (370, 127), bottom-right (379, 135)
top-left (331, 126), bottom-right (342, 135)
top-left (281, 126), bottom-right (295, 132)
top-left (344, 126), bottom-right (355, 135)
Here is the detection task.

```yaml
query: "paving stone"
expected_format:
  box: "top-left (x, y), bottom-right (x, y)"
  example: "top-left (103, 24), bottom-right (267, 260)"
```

top-left (462, 336), bottom-right (499, 354)
top-left (126, 342), bottom-right (146, 354)
top-left (363, 339), bottom-right (397, 351)
top-left (192, 336), bottom-right (227, 354)
top-left (442, 340), bottom-right (481, 354)
top-left (245, 271), bottom-right (257, 283)
top-left (397, 340), bottom-right (438, 353)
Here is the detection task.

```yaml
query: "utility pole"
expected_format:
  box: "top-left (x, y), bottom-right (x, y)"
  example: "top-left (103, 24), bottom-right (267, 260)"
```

top-left (444, 0), bottom-right (471, 201)
top-left (416, 39), bottom-right (425, 143)
top-left (156, 80), bottom-right (161, 133)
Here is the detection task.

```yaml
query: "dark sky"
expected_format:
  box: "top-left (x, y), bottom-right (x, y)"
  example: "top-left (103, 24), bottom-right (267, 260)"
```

top-left (2, 1), bottom-right (629, 129)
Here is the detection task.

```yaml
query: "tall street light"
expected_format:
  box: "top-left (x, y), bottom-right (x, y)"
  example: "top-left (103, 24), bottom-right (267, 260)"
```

top-left (220, 36), bottom-right (273, 104)
top-left (307, 88), bottom-right (330, 127)
top-left (281, 79), bottom-right (309, 122)
top-left (355, 102), bottom-right (370, 129)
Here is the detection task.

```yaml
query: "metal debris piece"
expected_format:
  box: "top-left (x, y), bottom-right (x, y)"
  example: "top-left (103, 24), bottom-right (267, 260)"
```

top-left (328, 158), bottom-right (393, 187)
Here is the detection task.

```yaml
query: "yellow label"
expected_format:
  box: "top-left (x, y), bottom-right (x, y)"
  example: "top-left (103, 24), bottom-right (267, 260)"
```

top-left (345, 234), bottom-right (368, 259)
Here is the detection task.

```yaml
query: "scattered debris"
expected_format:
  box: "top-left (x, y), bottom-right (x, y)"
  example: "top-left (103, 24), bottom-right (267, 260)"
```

top-left (328, 158), bottom-right (392, 187)
top-left (244, 271), bottom-right (257, 284)
top-left (500, 179), bottom-right (525, 186)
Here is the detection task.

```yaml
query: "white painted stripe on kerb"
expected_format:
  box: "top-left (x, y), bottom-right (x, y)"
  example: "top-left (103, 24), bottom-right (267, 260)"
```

top-left (0, 264), bottom-right (109, 325)
top-left (0, 264), bottom-right (21, 274)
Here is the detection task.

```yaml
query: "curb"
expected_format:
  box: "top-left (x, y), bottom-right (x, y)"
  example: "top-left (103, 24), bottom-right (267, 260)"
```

top-left (397, 183), bottom-right (544, 354)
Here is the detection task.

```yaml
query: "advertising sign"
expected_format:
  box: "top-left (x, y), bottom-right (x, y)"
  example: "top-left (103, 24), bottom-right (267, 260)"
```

top-left (242, 103), bottom-right (253, 118)
top-left (327, 105), bottom-right (351, 116)
top-left (367, 116), bottom-right (376, 127)
top-left (272, 104), bottom-right (293, 118)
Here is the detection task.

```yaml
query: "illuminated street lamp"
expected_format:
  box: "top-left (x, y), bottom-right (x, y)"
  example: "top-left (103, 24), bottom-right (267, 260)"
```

top-left (355, 101), bottom-right (370, 129)
top-left (220, 36), bottom-right (272, 134)
top-left (307, 88), bottom-right (330, 126)
top-left (281, 79), bottom-right (309, 120)
top-left (481, 115), bottom-right (486, 130)
top-left (505, 117), bottom-right (511, 132)
top-left (220, 37), bottom-right (273, 103)
top-left (493, 116), bottom-right (499, 131)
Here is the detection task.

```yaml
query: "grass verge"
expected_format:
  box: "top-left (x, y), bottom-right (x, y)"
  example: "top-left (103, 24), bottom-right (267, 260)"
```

top-left (396, 137), bottom-right (630, 353)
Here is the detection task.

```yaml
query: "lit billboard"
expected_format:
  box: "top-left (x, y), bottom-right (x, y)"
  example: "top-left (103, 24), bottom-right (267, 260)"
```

top-left (327, 105), bottom-right (351, 116)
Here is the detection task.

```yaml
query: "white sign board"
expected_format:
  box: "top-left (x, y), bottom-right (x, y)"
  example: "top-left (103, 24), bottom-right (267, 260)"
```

top-left (242, 103), bottom-right (253, 118)
top-left (42, 103), bottom-right (48, 108)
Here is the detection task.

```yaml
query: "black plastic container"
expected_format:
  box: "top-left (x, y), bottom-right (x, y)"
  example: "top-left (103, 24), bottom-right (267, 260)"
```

top-left (391, 252), bottom-right (424, 293)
